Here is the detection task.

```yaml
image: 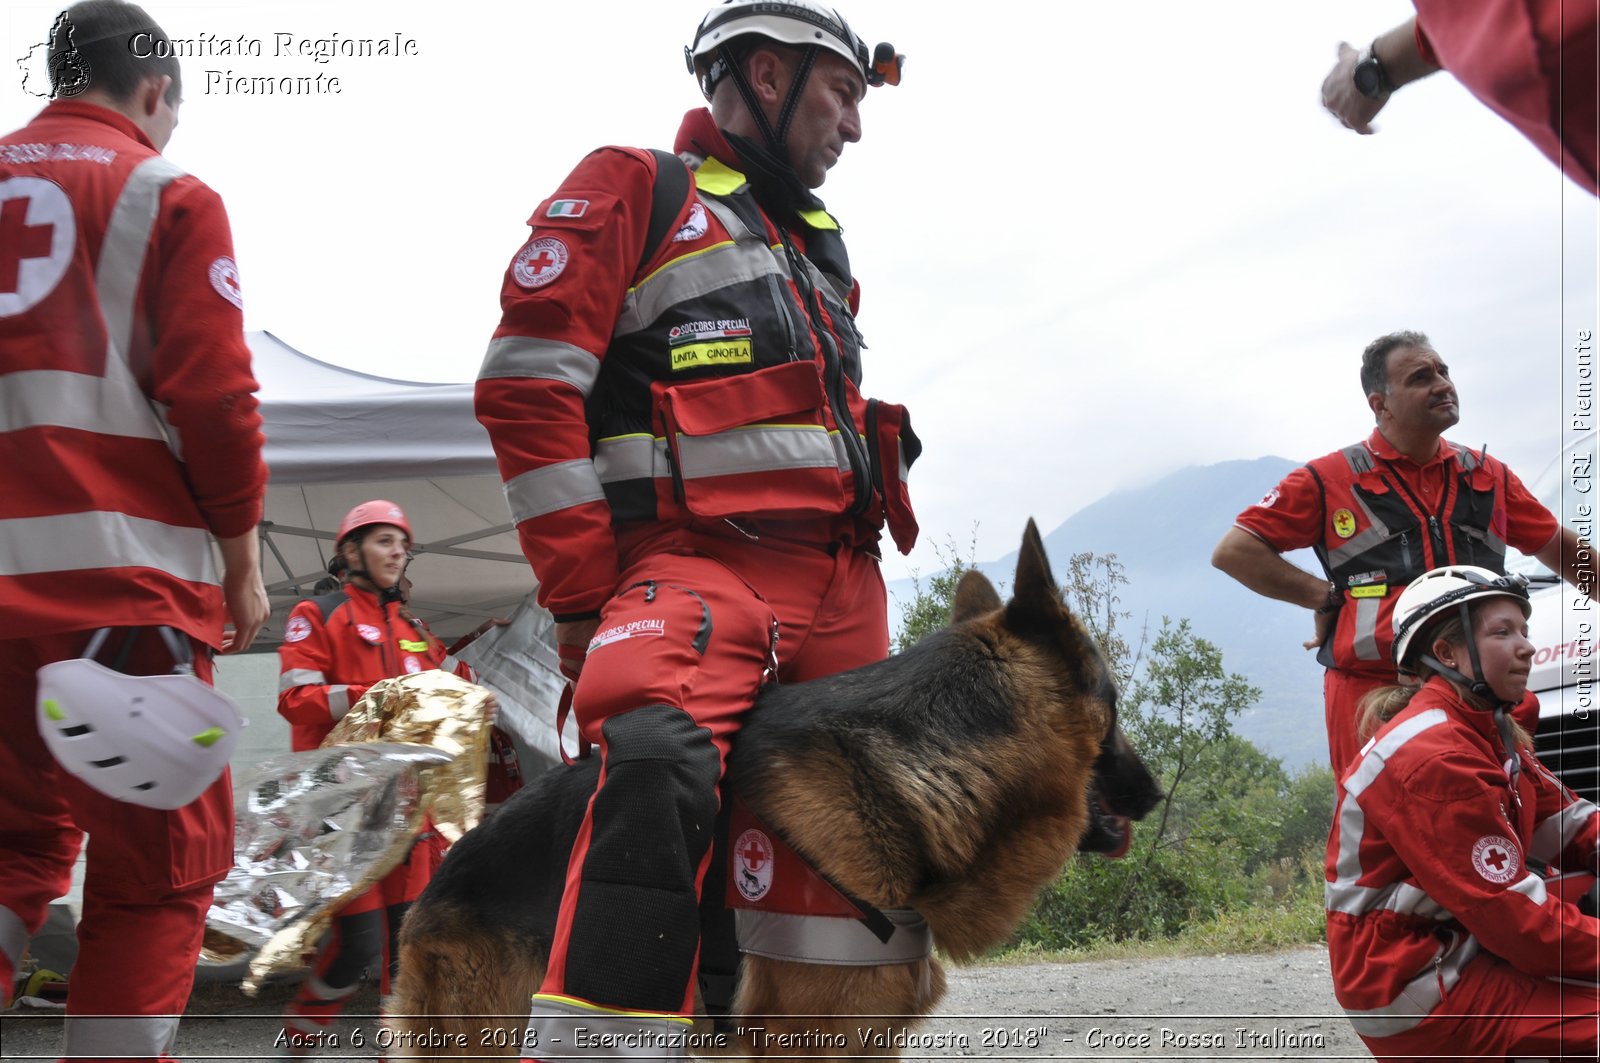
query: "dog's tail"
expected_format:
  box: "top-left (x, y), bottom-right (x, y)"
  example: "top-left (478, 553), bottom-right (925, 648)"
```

top-left (389, 900), bottom-right (546, 1060)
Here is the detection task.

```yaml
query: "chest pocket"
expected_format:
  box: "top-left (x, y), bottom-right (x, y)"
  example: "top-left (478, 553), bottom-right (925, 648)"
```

top-left (1447, 464), bottom-right (1506, 570)
top-left (1343, 478), bottom-right (1420, 576)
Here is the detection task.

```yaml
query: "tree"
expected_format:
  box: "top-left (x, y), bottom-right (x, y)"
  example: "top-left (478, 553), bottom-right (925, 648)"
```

top-left (892, 528), bottom-right (980, 652)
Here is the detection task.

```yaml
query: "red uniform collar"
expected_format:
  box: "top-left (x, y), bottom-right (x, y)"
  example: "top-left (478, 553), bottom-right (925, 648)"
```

top-left (674, 107), bottom-right (741, 171)
top-left (1366, 428), bottom-right (1458, 468)
top-left (1404, 676), bottom-right (1536, 740)
top-left (30, 99), bottom-right (156, 151)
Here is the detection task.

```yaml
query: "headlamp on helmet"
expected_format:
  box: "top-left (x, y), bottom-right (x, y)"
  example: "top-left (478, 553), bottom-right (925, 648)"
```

top-left (685, 0), bottom-right (904, 100)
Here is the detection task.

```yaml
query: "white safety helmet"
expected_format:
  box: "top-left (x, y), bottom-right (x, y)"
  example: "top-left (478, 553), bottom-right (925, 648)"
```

top-left (1390, 565), bottom-right (1532, 674)
top-left (685, 0), bottom-right (903, 100)
top-left (36, 628), bottom-right (244, 810)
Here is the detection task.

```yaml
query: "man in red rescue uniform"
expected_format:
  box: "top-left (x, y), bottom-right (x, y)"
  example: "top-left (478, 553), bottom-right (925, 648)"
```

top-left (1212, 330), bottom-right (1594, 773)
top-left (275, 501), bottom-right (458, 1050)
top-left (0, 2), bottom-right (270, 1059)
top-left (474, 2), bottom-right (917, 1057)
top-left (1319, 2), bottom-right (1597, 196)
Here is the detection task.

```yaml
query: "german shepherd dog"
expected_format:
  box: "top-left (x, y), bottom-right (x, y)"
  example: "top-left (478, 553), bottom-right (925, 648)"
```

top-left (390, 521), bottom-right (1161, 1058)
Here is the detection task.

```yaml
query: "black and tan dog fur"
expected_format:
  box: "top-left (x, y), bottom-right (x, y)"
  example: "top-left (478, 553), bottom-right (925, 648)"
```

top-left (391, 521), bottom-right (1160, 1058)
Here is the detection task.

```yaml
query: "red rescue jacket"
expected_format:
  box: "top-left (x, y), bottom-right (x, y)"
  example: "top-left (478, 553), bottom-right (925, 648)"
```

top-left (276, 583), bottom-right (450, 751)
top-left (1325, 680), bottom-right (1600, 1038)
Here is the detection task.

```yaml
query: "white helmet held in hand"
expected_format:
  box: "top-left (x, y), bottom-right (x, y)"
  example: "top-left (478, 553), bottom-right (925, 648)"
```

top-left (36, 628), bottom-right (243, 810)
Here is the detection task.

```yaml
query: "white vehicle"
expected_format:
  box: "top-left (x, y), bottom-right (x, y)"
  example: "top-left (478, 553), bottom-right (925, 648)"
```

top-left (1508, 436), bottom-right (1599, 803)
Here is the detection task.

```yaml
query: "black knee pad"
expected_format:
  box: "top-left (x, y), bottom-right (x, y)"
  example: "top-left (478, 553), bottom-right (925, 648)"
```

top-left (317, 908), bottom-right (384, 990)
top-left (564, 704), bottom-right (721, 1010)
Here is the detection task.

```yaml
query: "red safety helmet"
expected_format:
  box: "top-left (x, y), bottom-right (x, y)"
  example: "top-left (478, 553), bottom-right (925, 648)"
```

top-left (337, 500), bottom-right (411, 545)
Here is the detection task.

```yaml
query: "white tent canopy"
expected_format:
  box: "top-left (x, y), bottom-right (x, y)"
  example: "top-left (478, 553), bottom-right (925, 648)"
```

top-left (246, 330), bottom-right (538, 649)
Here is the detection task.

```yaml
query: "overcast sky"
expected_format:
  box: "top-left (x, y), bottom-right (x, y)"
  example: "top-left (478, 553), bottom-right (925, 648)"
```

top-left (5, 0), bottom-right (1595, 586)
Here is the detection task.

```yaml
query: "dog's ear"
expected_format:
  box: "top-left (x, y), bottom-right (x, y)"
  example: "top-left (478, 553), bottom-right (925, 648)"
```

top-left (951, 569), bottom-right (1002, 623)
top-left (1006, 519), bottom-right (1063, 627)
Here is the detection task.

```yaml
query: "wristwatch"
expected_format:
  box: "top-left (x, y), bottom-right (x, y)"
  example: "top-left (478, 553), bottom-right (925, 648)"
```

top-left (1315, 583), bottom-right (1343, 615)
top-left (1353, 41), bottom-right (1392, 99)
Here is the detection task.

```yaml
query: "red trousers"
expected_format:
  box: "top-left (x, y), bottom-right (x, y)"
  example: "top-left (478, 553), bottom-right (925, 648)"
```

top-left (1324, 669), bottom-right (1390, 775)
top-left (0, 629), bottom-right (231, 1062)
top-left (1359, 952), bottom-right (1599, 1061)
top-left (536, 527), bottom-right (887, 1021)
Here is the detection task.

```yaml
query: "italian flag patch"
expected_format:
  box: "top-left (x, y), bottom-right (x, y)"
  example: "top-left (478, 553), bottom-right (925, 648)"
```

top-left (546, 199), bottom-right (589, 219)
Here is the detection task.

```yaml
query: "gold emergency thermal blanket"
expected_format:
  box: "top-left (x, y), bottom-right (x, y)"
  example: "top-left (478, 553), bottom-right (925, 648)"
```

top-left (203, 670), bottom-right (494, 991)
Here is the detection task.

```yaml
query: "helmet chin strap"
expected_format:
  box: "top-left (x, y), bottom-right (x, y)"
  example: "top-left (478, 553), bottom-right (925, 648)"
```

top-left (342, 541), bottom-right (407, 605)
top-left (720, 42), bottom-right (819, 165)
top-left (1419, 601), bottom-right (1523, 797)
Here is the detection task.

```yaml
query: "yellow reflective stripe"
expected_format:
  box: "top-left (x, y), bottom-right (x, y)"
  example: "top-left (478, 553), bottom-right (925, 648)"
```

top-left (796, 207), bottom-right (838, 231)
top-left (531, 993), bottom-right (695, 1024)
top-left (691, 156), bottom-right (747, 196)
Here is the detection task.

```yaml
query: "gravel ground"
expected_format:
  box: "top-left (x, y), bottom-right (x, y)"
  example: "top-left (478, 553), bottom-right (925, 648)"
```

top-left (1, 947), bottom-right (1372, 1061)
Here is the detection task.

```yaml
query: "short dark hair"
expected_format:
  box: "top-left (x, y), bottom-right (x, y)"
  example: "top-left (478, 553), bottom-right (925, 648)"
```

top-left (50, 1), bottom-right (180, 104)
top-left (1359, 330), bottom-right (1432, 397)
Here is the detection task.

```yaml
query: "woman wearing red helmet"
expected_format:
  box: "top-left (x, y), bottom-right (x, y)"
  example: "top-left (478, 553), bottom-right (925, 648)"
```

top-left (275, 500), bottom-right (452, 1050)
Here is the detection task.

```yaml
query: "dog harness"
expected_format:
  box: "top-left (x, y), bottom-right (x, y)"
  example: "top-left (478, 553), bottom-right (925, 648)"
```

top-left (725, 797), bottom-right (932, 964)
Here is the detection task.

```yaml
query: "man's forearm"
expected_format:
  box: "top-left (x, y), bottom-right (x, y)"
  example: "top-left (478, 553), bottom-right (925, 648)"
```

top-left (1212, 527), bottom-right (1330, 610)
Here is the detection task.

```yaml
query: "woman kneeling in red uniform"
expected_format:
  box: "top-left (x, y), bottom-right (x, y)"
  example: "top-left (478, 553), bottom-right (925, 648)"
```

top-left (275, 501), bottom-right (452, 1050)
top-left (1325, 565), bottom-right (1599, 1062)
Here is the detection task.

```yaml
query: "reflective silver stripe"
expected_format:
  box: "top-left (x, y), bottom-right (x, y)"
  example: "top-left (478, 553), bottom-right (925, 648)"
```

top-left (619, 241), bottom-right (778, 336)
top-left (479, 335), bottom-right (599, 395)
top-left (594, 434), bottom-right (666, 483)
top-left (617, 194), bottom-right (770, 335)
top-left (1, 157), bottom-right (184, 444)
top-left (98, 156), bottom-right (183, 366)
top-left (328, 685), bottom-right (352, 720)
top-left (504, 459), bottom-right (606, 523)
top-left (279, 668), bottom-right (326, 692)
top-left (1325, 494), bottom-right (1391, 569)
top-left (1341, 444), bottom-right (1376, 475)
top-left (0, 369), bottom-right (170, 438)
top-left (1327, 710), bottom-right (1449, 915)
top-left (1507, 871), bottom-right (1549, 904)
top-left (1344, 935), bottom-right (1480, 1037)
top-left (526, 996), bottom-right (692, 1060)
top-left (0, 906), bottom-right (26, 970)
top-left (0, 511), bottom-right (217, 584)
top-left (1351, 595), bottom-right (1382, 660)
top-left (735, 907), bottom-right (931, 965)
top-left (677, 424), bottom-right (837, 479)
top-left (65, 1014), bottom-right (181, 1059)
top-left (1530, 799), bottom-right (1597, 862)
